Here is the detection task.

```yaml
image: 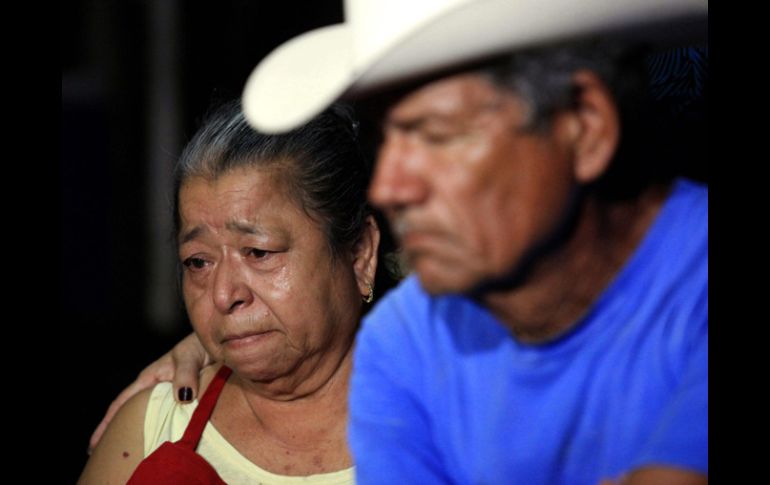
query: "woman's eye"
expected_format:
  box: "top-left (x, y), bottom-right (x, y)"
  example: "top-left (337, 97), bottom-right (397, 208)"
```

top-left (182, 257), bottom-right (208, 270)
top-left (248, 248), bottom-right (270, 259)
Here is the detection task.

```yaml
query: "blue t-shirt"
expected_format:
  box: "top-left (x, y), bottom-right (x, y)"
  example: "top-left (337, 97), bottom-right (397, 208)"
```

top-left (349, 179), bottom-right (708, 484)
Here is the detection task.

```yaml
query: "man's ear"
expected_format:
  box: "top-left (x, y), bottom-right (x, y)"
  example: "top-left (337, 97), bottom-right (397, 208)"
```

top-left (352, 215), bottom-right (380, 299)
top-left (562, 70), bottom-right (620, 184)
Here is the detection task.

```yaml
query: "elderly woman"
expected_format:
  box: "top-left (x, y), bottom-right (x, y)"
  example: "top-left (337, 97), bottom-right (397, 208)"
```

top-left (79, 101), bottom-right (395, 484)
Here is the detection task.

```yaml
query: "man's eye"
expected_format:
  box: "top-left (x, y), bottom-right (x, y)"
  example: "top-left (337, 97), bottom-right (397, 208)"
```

top-left (423, 132), bottom-right (452, 144)
top-left (421, 128), bottom-right (460, 145)
top-left (182, 257), bottom-right (207, 270)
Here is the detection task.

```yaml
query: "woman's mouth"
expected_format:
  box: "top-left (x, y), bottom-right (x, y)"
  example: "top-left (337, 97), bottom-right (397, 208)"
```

top-left (222, 330), bottom-right (276, 349)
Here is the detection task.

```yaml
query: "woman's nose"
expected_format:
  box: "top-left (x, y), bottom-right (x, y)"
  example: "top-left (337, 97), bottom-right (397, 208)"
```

top-left (212, 255), bottom-right (254, 314)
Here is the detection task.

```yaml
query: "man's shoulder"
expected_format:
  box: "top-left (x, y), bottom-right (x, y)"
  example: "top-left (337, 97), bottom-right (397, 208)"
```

top-left (366, 275), bottom-right (478, 326)
top-left (662, 178), bottom-right (707, 252)
top-left (667, 178), bottom-right (708, 224)
top-left (384, 274), bottom-right (427, 299)
top-left (363, 275), bottom-right (431, 334)
top-left (639, 177), bottom-right (708, 264)
top-left (360, 275), bottom-right (496, 358)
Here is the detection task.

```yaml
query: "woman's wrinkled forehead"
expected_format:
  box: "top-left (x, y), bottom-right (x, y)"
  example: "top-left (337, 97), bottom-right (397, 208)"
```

top-left (180, 166), bottom-right (313, 231)
top-left (179, 163), bottom-right (330, 244)
top-left (181, 162), bottom-right (296, 208)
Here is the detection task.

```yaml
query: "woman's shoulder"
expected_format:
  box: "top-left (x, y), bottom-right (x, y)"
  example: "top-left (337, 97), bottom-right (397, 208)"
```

top-left (99, 386), bottom-right (156, 444)
top-left (78, 387), bottom-right (154, 484)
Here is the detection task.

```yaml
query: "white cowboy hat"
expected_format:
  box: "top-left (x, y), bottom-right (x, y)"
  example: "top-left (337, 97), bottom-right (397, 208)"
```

top-left (242, 0), bottom-right (708, 133)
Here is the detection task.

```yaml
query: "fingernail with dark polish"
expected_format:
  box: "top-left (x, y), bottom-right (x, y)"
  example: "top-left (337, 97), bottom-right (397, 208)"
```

top-left (178, 387), bottom-right (193, 402)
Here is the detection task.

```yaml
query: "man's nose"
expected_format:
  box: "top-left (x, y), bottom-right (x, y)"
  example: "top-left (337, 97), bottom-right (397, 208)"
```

top-left (368, 132), bottom-right (428, 209)
top-left (212, 254), bottom-right (254, 315)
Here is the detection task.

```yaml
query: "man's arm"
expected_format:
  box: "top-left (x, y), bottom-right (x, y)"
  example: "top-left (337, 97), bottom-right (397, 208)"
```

top-left (78, 388), bottom-right (152, 484)
top-left (87, 332), bottom-right (212, 453)
top-left (623, 467), bottom-right (707, 484)
top-left (600, 467), bottom-right (707, 485)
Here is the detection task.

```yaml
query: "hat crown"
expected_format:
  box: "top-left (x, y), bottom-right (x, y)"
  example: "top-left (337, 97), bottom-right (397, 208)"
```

top-left (243, 0), bottom-right (707, 133)
top-left (343, 0), bottom-right (708, 90)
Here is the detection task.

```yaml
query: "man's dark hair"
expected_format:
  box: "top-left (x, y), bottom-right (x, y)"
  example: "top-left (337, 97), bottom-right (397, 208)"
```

top-left (479, 39), bottom-right (707, 199)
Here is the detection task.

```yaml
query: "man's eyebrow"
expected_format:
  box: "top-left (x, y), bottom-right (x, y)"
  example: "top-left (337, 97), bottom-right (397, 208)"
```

top-left (386, 100), bottom-right (503, 132)
top-left (386, 113), bottom-right (456, 131)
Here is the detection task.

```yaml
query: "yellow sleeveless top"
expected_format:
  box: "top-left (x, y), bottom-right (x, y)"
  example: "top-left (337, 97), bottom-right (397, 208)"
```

top-left (144, 382), bottom-right (355, 484)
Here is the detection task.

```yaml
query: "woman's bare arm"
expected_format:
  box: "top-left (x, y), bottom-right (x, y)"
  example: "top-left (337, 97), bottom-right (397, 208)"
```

top-left (87, 332), bottom-right (213, 453)
top-left (78, 388), bottom-right (152, 484)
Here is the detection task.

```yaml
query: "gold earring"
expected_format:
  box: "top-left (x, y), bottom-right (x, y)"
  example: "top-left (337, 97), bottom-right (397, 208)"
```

top-left (363, 283), bottom-right (374, 303)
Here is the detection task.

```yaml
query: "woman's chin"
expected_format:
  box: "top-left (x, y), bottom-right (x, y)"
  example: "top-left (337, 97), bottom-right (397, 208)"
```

top-left (224, 354), bottom-right (292, 384)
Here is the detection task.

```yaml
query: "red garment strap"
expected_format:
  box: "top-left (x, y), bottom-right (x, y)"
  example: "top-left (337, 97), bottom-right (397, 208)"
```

top-left (177, 365), bottom-right (233, 450)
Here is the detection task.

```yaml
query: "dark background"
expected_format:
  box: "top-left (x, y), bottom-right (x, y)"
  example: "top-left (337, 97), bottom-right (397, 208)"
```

top-left (61, 1), bottom-right (707, 483)
top-left (62, 1), bottom-right (341, 482)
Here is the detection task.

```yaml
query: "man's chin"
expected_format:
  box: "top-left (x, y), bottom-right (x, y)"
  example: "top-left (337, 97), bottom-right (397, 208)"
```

top-left (411, 253), bottom-right (529, 298)
top-left (414, 267), bottom-right (479, 297)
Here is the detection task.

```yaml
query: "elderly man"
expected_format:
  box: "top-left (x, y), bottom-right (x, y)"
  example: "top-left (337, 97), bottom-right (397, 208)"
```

top-left (348, 49), bottom-right (708, 483)
top-left (92, 1), bottom-right (707, 483)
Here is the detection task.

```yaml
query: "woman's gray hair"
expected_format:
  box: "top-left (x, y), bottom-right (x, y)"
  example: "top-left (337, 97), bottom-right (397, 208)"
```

top-left (173, 100), bottom-right (369, 256)
top-left (172, 100), bottom-right (400, 306)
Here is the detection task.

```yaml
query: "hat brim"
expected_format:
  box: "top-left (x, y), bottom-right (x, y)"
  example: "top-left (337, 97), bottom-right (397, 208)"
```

top-left (243, 23), bottom-right (355, 133)
top-left (243, 0), bottom-right (707, 134)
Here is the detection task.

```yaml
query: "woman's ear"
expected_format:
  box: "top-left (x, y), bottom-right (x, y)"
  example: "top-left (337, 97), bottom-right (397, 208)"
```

top-left (564, 70), bottom-right (620, 184)
top-left (352, 215), bottom-right (380, 300)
